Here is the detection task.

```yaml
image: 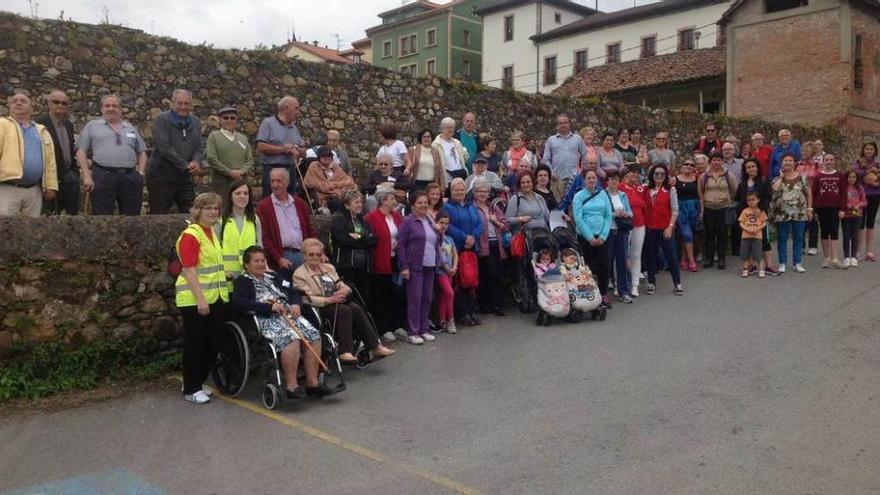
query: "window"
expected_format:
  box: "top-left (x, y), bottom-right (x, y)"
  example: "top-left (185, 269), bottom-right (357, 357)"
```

top-left (544, 56), bottom-right (557, 85)
top-left (765, 0), bottom-right (808, 13)
top-left (409, 34), bottom-right (418, 54)
top-left (463, 30), bottom-right (471, 47)
top-left (427, 59), bottom-right (436, 76)
top-left (679, 29), bottom-right (695, 51)
top-left (554, 12), bottom-right (562, 24)
top-left (641, 36), bottom-right (656, 58)
top-left (606, 43), bottom-right (620, 64)
top-left (502, 65), bottom-right (514, 89)
top-left (504, 15), bottom-right (514, 42)
top-left (400, 64), bottom-right (417, 76)
top-left (426, 28), bottom-right (436, 47)
top-left (462, 59), bottom-right (471, 77)
top-left (854, 33), bottom-right (864, 91)
top-left (574, 49), bottom-right (588, 74)
top-left (400, 36), bottom-right (409, 56)
top-left (382, 40), bottom-right (392, 58)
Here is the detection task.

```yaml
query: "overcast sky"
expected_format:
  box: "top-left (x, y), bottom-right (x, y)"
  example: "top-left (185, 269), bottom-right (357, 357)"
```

top-left (7, 0), bottom-right (660, 50)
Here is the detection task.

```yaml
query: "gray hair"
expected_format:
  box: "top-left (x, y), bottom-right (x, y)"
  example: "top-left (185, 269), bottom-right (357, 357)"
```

top-left (278, 95), bottom-right (298, 111)
top-left (341, 190), bottom-right (363, 206)
top-left (171, 89), bottom-right (191, 101)
top-left (374, 186), bottom-right (396, 205)
top-left (449, 177), bottom-right (466, 191)
top-left (471, 178), bottom-right (489, 192)
top-left (376, 152), bottom-right (394, 166)
top-left (269, 167), bottom-right (290, 182)
top-left (440, 117), bottom-right (456, 130)
top-left (693, 153), bottom-right (709, 164)
top-left (100, 94), bottom-right (120, 105)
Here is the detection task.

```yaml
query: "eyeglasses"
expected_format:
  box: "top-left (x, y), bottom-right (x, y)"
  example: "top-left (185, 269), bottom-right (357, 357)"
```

top-left (115, 133), bottom-right (121, 146)
top-left (378, 162), bottom-right (391, 166)
top-left (50, 100), bottom-right (69, 106)
top-left (221, 116), bottom-right (237, 121)
top-left (305, 252), bottom-right (323, 257)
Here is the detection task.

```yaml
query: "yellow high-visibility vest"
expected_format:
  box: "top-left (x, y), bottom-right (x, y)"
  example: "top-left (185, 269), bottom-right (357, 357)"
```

top-left (175, 224), bottom-right (229, 307)
top-left (222, 217), bottom-right (257, 291)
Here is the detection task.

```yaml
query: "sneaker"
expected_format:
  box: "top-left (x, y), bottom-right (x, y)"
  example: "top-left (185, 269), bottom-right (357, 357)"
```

top-left (630, 287), bottom-right (639, 297)
top-left (619, 294), bottom-right (633, 304)
top-left (601, 295), bottom-right (613, 309)
top-left (833, 259), bottom-right (848, 269)
top-left (645, 283), bottom-right (655, 295)
top-left (758, 270), bottom-right (766, 278)
top-left (778, 264), bottom-right (786, 273)
top-left (674, 284), bottom-right (685, 295)
top-left (741, 270), bottom-right (749, 278)
top-left (807, 248), bottom-right (818, 256)
top-left (393, 328), bottom-right (408, 339)
top-left (822, 258), bottom-right (831, 269)
top-left (381, 331), bottom-right (397, 343)
top-left (446, 320), bottom-right (458, 334)
top-left (748, 265), bottom-right (758, 275)
top-left (184, 391), bottom-right (211, 404)
top-left (765, 266), bottom-right (781, 276)
top-left (851, 258), bottom-right (859, 267)
top-left (406, 335), bottom-right (424, 345)
top-left (421, 333), bottom-right (436, 342)
top-left (640, 272), bottom-right (647, 280)
top-left (794, 263), bottom-right (806, 273)
top-left (180, 385), bottom-right (213, 397)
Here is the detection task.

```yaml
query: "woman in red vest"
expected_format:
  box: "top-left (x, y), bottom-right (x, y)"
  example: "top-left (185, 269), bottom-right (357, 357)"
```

top-left (644, 164), bottom-right (684, 296)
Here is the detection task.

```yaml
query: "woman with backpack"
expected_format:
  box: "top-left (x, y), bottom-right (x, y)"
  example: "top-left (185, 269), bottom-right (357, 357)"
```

top-left (573, 169), bottom-right (613, 307)
top-left (644, 164), bottom-right (684, 296)
top-left (444, 178), bottom-right (484, 327)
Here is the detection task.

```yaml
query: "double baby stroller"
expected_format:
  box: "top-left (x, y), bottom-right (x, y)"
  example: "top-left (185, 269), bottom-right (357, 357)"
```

top-left (526, 227), bottom-right (606, 326)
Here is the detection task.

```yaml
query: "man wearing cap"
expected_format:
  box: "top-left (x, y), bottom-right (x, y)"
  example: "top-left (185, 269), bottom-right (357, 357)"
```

top-left (302, 145), bottom-right (357, 212)
top-left (77, 94), bottom-right (147, 215)
top-left (0, 91), bottom-right (57, 217)
top-left (206, 106), bottom-right (254, 195)
top-left (465, 156), bottom-right (503, 195)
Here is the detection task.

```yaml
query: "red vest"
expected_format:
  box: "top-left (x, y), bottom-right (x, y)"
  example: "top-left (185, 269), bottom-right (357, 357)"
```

top-left (645, 187), bottom-right (672, 230)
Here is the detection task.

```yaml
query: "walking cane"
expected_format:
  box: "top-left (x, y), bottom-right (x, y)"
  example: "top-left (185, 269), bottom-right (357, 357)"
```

top-left (280, 311), bottom-right (329, 373)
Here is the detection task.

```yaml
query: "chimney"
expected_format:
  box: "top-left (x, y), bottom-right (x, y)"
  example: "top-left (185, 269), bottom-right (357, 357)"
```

top-left (312, 40), bottom-right (318, 46)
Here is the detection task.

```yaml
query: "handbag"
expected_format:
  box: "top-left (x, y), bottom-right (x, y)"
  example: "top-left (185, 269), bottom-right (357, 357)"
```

top-left (456, 250), bottom-right (480, 289)
top-left (615, 216), bottom-right (634, 232)
top-left (509, 232), bottom-right (526, 258)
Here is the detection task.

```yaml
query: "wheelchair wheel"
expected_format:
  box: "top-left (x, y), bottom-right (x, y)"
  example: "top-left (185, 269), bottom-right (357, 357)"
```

top-left (262, 383), bottom-right (279, 410)
top-left (211, 321), bottom-right (250, 397)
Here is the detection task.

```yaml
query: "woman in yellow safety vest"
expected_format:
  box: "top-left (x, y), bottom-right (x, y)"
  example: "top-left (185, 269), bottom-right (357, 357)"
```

top-left (221, 180), bottom-right (262, 291)
top-left (176, 192), bottom-right (229, 404)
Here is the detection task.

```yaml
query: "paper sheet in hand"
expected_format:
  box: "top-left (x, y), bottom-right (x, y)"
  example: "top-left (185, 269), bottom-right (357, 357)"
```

top-left (550, 210), bottom-right (568, 231)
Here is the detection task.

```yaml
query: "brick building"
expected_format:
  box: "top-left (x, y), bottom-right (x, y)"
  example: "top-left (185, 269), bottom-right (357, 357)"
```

top-left (720, 0), bottom-right (880, 141)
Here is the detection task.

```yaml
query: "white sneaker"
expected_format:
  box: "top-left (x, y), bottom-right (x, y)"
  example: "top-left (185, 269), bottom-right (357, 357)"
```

top-left (794, 263), bottom-right (806, 273)
top-left (630, 287), bottom-right (639, 298)
top-left (393, 328), bottom-right (408, 339)
top-left (185, 390), bottom-right (211, 404)
top-left (833, 259), bottom-right (848, 270)
top-left (851, 258), bottom-right (859, 267)
top-left (406, 335), bottom-right (424, 345)
top-left (422, 333), bottom-right (436, 342)
top-left (446, 320), bottom-right (458, 334)
top-left (180, 385), bottom-right (213, 397)
top-left (381, 331), bottom-right (397, 343)
top-left (822, 258), bottom-right (831, 268)
top-left (808, 248), bottom-right (818, 256)
top-left (778, 264), bottom-right (786, 273)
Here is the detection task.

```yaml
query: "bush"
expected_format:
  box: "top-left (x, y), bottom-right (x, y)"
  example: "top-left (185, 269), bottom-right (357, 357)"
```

top-left (0, 339), bottom-right (181, 401)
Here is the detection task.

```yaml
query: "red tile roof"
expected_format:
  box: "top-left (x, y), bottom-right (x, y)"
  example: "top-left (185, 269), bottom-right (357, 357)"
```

top-left (553, 47), bottom-right (726, 98)
top-left (284, 41), bottom-right (355, 65)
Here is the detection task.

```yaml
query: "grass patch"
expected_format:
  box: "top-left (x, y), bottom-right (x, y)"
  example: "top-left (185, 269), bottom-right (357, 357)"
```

top-left (0, 339), bottom-right (181, 401)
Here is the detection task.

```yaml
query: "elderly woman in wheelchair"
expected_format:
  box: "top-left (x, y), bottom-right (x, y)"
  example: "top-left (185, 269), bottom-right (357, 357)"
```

top-left (231, 246), bottom-right (334, 400)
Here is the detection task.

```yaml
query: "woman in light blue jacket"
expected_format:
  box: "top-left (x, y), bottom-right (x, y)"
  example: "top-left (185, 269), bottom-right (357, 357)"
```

top-left (604, 170), bottom-right (634, 304)
top-left (573, 169), bottom-right (613, 308)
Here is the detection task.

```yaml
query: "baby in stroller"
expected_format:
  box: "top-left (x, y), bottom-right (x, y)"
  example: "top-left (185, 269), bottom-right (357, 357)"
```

top-left (533, 248), bottom-right (558, 278)
top-left (533, 230), bottom-right (606, 326)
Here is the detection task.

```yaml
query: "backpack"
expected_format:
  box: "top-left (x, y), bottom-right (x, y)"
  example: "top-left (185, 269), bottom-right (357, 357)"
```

top-left (456, 250), bottom-right (480, 289)
top-left (167, 246), bottom-right (182, 278)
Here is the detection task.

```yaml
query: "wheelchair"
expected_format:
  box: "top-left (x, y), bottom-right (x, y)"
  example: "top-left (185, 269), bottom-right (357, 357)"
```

top-left (210, 305), bottom-right (348, 410)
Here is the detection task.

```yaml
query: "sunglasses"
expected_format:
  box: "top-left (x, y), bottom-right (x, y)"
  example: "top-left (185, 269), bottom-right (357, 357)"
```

top-left (706, 129), bottom-right (716, 133)
top-left (221, 116), bottom-right (237, 121)
top-left (51, 100), bottom-right (69, 106)
top-left (115, 133), bottom-right (121, 146)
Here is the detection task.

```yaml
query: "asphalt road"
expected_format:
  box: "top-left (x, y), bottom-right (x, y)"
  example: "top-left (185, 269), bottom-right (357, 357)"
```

top-left (2, 252), bottom-right (880, 494)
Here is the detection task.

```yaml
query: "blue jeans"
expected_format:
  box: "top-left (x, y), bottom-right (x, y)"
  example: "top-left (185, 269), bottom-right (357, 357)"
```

top-left (677, 199), bottom-right (700, 243)
top-left (777, 220), bottom-right (806, 265)
top-left (645, 229), bottom-right (681, 286)
top-left (608, 229), bottom-right (630, 296)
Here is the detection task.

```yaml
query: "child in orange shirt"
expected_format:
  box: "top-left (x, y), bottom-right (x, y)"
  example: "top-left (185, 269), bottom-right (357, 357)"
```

top-left (738, 192), bottom-right (769, 278)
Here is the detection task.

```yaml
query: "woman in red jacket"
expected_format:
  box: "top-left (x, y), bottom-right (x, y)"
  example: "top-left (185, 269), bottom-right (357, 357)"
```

top-left (644, 164), bottom-right (684, 296)
top-left (620, 167), bottom-right (647, 297)
top-left (364, 187), bottom-right (406, 342)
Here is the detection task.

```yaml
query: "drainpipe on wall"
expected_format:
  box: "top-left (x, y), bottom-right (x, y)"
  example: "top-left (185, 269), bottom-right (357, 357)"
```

top-left (535, 1), bottom-right (542, 94)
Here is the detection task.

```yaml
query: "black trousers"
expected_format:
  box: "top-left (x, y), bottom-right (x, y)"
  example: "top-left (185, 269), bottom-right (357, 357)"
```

top-left (842, 217), bottom-right (860, 258)
top-left (320, 302), bottom-right (379, 354)
top-left (370, 273), bottom-right (406, 334)
top-left (477, 242), bottom-right (503, 310)
top-left (147, 175), bottom-right (195, 214)
top-left (579, 237), bottom-right (610, 296)
top-left (180, 302), bottom-right (226, 395)
top-left (45, 169), bottom-right (80, 215)
top-left (455, 287), bottom-right (478, 319)
top-left (92, 166), bottom-right (143, 215)
top-left (806, 219), bottom-right (819, 249)
top-left (729, 223), bottom-right (741, 255)
top-left (703, 208), bottom-right (728, 261)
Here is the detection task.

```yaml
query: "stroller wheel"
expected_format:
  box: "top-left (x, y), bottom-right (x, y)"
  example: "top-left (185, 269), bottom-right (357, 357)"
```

top-left (535, 311), bottom-right (544, 326)
top-left (598, 308), bottom-right (607, 321)
top-left (262, 383), bottom-right (279, 410)
top-left (568, 310), bottom-right (583, 323)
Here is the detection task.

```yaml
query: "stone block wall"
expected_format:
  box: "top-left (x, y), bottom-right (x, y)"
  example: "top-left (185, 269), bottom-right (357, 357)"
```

top-left (0, 12), bottom-right (848, 182)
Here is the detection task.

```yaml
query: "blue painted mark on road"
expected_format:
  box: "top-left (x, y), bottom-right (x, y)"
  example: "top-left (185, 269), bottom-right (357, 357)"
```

top-left (1, 468), bottom-right (167, 495)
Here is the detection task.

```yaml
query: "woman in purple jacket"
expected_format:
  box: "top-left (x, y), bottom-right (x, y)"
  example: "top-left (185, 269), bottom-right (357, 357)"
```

top-left (398, 191), bottom-right (443, 345)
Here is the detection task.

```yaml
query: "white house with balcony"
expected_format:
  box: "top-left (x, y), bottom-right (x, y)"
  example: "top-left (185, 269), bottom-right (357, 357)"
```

top-left (479, 0), bottom-right (732, 95)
